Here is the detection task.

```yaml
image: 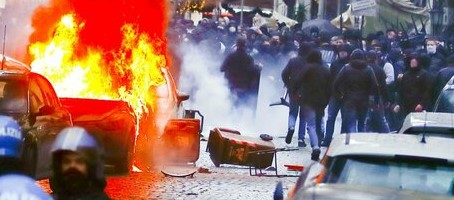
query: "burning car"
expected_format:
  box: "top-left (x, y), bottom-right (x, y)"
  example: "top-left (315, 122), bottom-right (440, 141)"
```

top-left (59, 97), bottom-right (136, 174)
top-left (24, 1), bottom-right (193, 172)
top-left (58, 66), bottom-right (188, 173)
top-left (0, 55), bottom-right (73, 179)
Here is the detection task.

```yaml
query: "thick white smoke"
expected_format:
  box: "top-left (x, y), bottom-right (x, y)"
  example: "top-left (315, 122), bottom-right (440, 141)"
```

top-left (177, 41), bottom-right (289, 137)
top-left (0, 0), bottom-right (49, 59)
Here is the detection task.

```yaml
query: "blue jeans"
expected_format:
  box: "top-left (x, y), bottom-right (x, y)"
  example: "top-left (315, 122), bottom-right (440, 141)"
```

top-left (366, 107), bottom-right (390, 133)
top-left (287, 99), bottom-right (319, 148)
top-left (342, 102), bottom-right (368, 133)
top-left (316, 109), bottom-right (325, 146)
top-left (324, 98), bottom-right (344, 145)
top-left (288, 97), bottom-right (305, 140)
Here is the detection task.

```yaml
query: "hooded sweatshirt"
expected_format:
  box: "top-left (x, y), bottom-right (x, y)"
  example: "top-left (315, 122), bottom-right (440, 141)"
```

top-left (333, 52), bottom-right (378, 108)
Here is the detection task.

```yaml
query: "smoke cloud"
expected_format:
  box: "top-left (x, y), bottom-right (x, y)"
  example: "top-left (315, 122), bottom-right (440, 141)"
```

top-left (0, 0), bottom-right (49, 59)
top-left (177, 41), bottom-right (288, 137)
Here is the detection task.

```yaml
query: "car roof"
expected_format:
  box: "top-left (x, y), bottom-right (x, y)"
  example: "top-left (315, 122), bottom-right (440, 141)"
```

top-left (399, 112), bottom-right (454, 133)
top-left (326, 133), bottom-right (454, 162)
top-left (295, 184), bottom-right (453, 200)
top-left (0, 54), bottom-right (32, 79)
top-left (0, 54), bottom-right (31, 71)
top-left (446, 75), bottom-right (454, 86)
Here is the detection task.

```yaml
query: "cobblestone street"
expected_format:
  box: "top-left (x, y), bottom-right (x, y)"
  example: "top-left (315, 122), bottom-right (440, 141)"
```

top-left (38, 133), bottom-right (323, 200)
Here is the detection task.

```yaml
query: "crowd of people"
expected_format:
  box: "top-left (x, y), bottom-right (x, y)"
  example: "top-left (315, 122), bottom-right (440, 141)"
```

top-left (169, 16), bottom-right (454, 161)
top-left (1, 14), bottom-right (453, 198)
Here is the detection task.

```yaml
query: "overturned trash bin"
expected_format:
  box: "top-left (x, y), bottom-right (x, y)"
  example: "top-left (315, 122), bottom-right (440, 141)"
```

top-left (206, 128), bottom-right (275, 168)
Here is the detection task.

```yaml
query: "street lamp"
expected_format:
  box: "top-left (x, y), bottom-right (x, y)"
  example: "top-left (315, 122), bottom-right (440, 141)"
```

top-left (430, 6), bottom-right (444, 36)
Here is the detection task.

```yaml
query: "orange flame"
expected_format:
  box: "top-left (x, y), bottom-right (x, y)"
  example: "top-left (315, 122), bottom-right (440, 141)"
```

top-left (29, 13), bottom-right (166, 118)
top-left (28, 0), bottom-right (171, 171)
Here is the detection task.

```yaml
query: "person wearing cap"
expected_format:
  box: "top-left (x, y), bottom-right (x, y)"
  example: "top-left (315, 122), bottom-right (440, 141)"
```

top-left (333, 49), bottom-right (378, 133)
top-left (49, 126), bottom-right (109, 200)
top-left (0, 174), bottom-right (52, 200)
top-left (0, 115), bottom-right (25, 176)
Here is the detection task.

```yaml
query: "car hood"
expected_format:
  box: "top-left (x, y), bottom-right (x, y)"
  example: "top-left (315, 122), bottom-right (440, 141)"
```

top-left (292, 184), bottom-right (452, 200)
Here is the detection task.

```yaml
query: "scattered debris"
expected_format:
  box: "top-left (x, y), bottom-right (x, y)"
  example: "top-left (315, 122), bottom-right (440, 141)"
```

top-left (260, 134), bottom-right (273, 141)
top-left (284, 164), bottom-right (304, 171)
top-left (198, 167), bottom-right (211, 174)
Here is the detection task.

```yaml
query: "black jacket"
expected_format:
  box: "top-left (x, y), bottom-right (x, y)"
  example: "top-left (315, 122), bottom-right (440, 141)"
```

top-left (369, 62), bottom-right (389, 104)
top-left (282, 56), bottom-right (307, 98)
top-left (329, 57), bottom-right (349, 99)
top-left (427, 52), bottom-right (446, 75)
top-left (221, 49), bottom-right (259, 90)
top-left (333, 59), bottom-right (377, 108)
top-left (296, 62), bottom-right (331, 109)
top-left (398, 67), bottom-right (432, 115)
top-left (51, 183), bottom-right (110, 200)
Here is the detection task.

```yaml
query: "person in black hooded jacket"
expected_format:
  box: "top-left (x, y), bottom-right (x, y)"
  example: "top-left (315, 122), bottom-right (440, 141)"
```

top-left (281, 42), bottom-right (315, 147)
top-left (395, 54), bottom-right (432, 125)
top-left (50, 127), bottom-right (110, 200)
top-left (221, 37), bottom-right (261, 109)
top-left (364, 50), bottom-right (390, 133)
top-left (323, 44), bottom-right (351, 146)
top-left (291, 49), bottom-right (330, 160)
top-left (333, 49), bottom-right (378, 133)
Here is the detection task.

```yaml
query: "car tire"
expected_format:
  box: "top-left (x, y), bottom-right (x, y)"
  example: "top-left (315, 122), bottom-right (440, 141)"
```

top-left (22, 144), bottom-right (37, 178)
top-left (117, 133), bottom-right (135, 174)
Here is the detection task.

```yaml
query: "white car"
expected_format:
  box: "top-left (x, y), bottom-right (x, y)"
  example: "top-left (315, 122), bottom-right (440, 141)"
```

top-left (398, 112), bottom-right (454, 138)
top-left (434, 76), bottom-right (454, 113)
top-left (285, 133), bottom-right (454, 199)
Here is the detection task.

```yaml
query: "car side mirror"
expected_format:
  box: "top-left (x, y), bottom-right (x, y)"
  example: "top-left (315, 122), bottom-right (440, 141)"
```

top-left (37, 105), bottom-right (55, 116)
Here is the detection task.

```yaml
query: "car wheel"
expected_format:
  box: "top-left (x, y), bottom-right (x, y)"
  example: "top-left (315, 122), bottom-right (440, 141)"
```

top-left (22, 144), bottom-right (37, 178)
top-left (117, 133), bottom-right (135, 174)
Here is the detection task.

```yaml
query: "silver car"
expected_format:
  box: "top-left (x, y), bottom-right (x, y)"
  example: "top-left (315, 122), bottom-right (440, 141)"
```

top-left (286, 133), bottom-right (454, 199)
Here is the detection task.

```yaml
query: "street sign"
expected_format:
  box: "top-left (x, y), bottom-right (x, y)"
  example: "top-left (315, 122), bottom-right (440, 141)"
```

top-left (351, 0), bottom-right (377, 16)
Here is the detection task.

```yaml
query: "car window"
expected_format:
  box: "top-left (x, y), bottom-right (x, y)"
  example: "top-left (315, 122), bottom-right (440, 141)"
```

top-left (33, 74), bottom-right (60, 108)
top-left (29, 78), bottom-right (46, 115)
top-left (324, 157), bottom-right (454, 196)
top-left (0, 80), bottom-right (27, 113)
top-left (434, 89), bottom-right (454, 113)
